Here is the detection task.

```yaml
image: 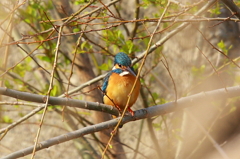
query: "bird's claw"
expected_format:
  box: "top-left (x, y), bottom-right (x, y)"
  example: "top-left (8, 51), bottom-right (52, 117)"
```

top-left (127, 107), bottom-right (134, 116)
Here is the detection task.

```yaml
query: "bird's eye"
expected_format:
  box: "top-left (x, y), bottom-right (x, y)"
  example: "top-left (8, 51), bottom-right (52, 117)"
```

top-left (118, 64), bottom-right (122, 68)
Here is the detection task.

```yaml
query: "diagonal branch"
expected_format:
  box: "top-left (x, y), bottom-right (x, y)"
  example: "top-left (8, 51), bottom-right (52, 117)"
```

top-left (221, 0), bottom-right (240, 19)
top-left (68, 0), bottom-right (219, 104)
top-left (2, 85), bottom-right (240, 159)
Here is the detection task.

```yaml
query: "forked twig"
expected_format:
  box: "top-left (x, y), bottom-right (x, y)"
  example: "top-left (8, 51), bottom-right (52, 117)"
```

top-left (196, 46), bottom-right (228, 92)
top-left (186, 109), bottom-right (230, 159)
top-left (197, 28), bottom-right (240, 69)
top-left (31, 1), bottom-right (97, 158)
top-left (161, 53), bottom-right (178, 102)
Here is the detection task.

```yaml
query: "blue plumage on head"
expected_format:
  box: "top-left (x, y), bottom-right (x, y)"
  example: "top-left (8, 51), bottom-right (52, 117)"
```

top-left (102, 53), bottom-right (135, 93)
top-left (114, 52), bottom-right (131, 67)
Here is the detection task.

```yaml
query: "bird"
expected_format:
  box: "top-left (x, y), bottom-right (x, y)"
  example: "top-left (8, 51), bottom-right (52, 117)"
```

top-left (102, 52), bottom-right (141, 117)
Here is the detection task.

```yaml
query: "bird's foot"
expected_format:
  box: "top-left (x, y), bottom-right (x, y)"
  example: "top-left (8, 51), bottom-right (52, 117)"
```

top-left (127, 107), bottom-right (134, 116)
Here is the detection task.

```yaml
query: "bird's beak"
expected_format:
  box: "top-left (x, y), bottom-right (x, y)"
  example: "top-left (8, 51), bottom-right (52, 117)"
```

top-left (126, 66), bottom-right (137, 76)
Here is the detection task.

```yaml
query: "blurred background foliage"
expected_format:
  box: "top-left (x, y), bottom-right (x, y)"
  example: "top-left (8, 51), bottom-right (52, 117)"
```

top-left (1, 0), bottom-right (240, 159)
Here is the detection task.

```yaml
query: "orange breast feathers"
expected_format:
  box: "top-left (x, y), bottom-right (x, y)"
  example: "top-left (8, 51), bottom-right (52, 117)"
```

top-left (103, 72), bottom-right (141, 111)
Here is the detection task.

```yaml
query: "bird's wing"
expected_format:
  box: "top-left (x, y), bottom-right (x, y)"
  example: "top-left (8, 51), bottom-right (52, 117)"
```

top-left (102, 69), bottom-right (124, 93)
top-left (102, 71), bottom-right (112, 93)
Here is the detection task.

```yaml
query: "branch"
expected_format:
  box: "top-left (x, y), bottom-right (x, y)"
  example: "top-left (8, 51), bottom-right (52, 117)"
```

top-left (2, 85), bottom-right (240, 159)
top-left (221, 0), bottom-right (240, 19)
top-left (3, 17), bottom-right (240, 47)
top-left (186, 110), bottom-right (230, 159)
top-left (60, 0), bottom-right (219, 98)
top-left (0, 87), bottom-right (119, 116)
top-left (132, 0), bottom-right (217, 63)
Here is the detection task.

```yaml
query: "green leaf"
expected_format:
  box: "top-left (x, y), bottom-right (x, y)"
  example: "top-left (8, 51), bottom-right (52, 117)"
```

top-left (209, 2), bottom-right (222, 16)
top-left (50, 85), bottom-right (59, 96)
top-left (108, 144), bottom-right (113, 149)
top-left (13, 78), bottom-right (23, 85)
top-left (73, 28), bottom-right (80, 33)
top-left (108, 58), bottom-right (113, 67)
top-left (98, 63), bottom-right (109, 71)
top-left (152, 122), bottom-right (162, 131)
top-left (24, 18), bottom-right (31, 24)
top-left (81, 41), bottom-right (87, 50)
top-left (152, 92), bottom-right (159, 101)
top-left (217, 40), bottom-right (231, 55)
top-left (41, 56), bottom-right (51, 63)
top-left (217, 40), bottom-right (225, 49)
top-left (191, 65), bottom-right (205, 77)
top-left (13, 65), bottom-right (25, 77)
top-left (19, 112), bottom-right (24, 117)
top-left (4, 80), bottom-right (13, 89)
top-left (2, 115), bottom-right (12, 123)
top-left (74, 0), bottom-right (91, 5)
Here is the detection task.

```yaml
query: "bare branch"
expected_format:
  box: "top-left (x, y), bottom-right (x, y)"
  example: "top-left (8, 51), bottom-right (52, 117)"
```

top-left (0, 87), bottom-right (119, 119)
top-left (132, 0), bottom-right (218, 65)
top-left (2, 85), bottom-right (240, 159)
top-left (186, 110), bottom-right (230, 159)
top-left (221, 0), bottom-right (240, 19)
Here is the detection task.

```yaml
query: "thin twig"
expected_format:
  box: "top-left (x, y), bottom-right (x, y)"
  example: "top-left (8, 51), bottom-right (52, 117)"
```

top-left (196, 46), bottom-right (228, 92)
top-left (0, 0), bottom-right (26, 27)
top-left (197, 28), bottom-right (240, 69)
top-left (221, 0), bottom-right (240, 19)
top-left (0, 29), bottom-right (55, 78)
top-left (43, 11), bottom-right (59, 33)
top-left (130, 0), bottom-right (140, 39)
top-left (140, 87), bottom-right (163, 158)
top-left (208, 12), bottom-right (236, 28)
top-left (98, 0), bottom-right (115, 18)
top-left (0, 0), bottom-right (219, 139)
top-left (132, 119), bottom-right (144, 159)
top-left (161, 53), bottom-right (178, 102)
top-left (101, 0), bottom-right (171, 158)
top-left (63, 25), bottom-right (88, 120)
top-left (186, 110), bottom-right (230, 159)
top-left (30, 25), bottom-right (63, 159)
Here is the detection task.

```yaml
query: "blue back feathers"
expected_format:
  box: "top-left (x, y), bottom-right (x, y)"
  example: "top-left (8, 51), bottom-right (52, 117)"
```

top-left (102, 69), bottom-right (124, 93)
top-left (114, 52), bottom-right (131, 67)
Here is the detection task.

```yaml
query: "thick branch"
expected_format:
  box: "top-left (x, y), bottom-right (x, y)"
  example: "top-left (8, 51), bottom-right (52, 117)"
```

top-left (0, 87), bottom-right (119, 116)
top-left (2, 85), bottom-right (240, 159)
top-left (221, 0), bottom-right (240, 19)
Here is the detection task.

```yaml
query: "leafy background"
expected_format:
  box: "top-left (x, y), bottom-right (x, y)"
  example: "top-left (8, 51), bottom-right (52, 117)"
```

top-left (1, 0), bottom-right (240, 159)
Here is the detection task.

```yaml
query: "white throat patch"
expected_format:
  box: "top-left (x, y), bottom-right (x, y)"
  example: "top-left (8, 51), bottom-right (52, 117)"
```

top-left (119, 71), bottom-right (129, 76)
top-left (112, 66), bottom-right (129, 76)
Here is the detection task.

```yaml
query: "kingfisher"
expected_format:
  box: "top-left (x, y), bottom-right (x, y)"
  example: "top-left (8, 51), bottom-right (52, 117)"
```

top-left (102, 52), bottom-right (141, 117)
